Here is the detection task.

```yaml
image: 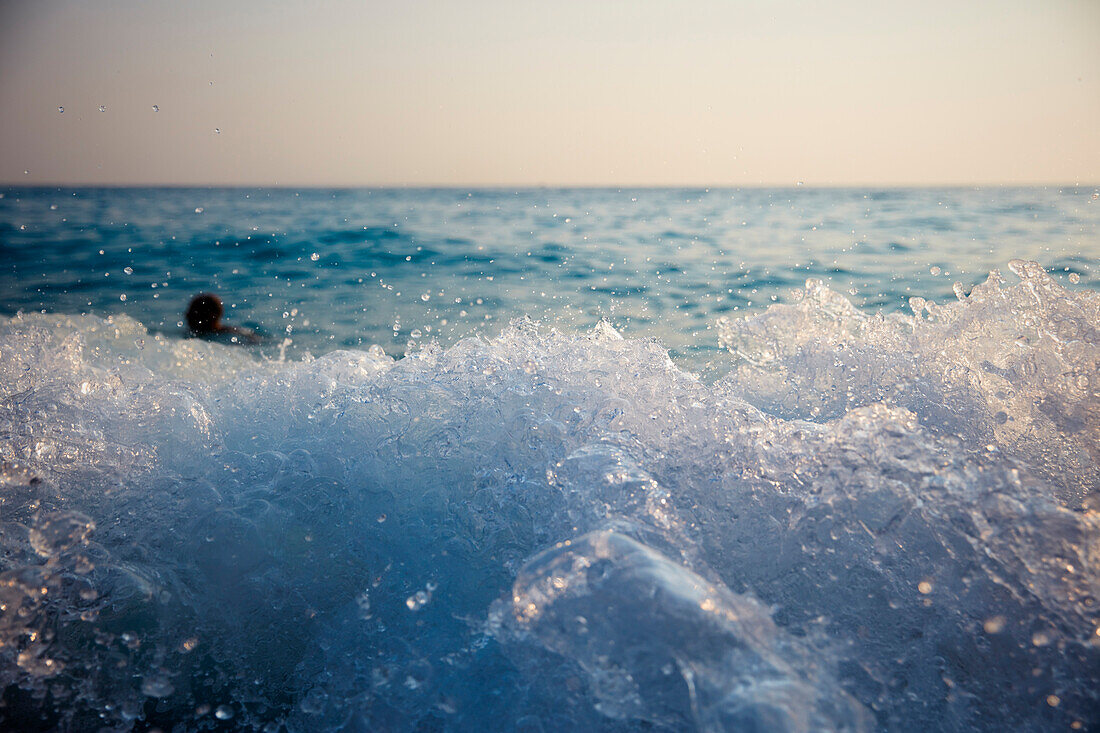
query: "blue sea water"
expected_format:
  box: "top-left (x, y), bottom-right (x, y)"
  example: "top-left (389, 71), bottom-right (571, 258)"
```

top-left (0, 187), bottom-right (1098, 731)
top-left (1, 187), bottom-right (1096, 366)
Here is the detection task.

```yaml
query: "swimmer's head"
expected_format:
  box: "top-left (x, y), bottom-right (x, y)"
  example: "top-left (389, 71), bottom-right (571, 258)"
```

top-left (186, 294), bottom-right (224, 334)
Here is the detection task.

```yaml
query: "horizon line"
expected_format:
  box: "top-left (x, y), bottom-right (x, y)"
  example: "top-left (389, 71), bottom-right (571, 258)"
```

top-left (3, 181), bottom-right (1099, 190)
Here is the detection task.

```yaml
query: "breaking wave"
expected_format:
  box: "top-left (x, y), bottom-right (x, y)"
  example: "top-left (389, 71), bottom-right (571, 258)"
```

top-left (0, 261), bottom-right (1097, 731)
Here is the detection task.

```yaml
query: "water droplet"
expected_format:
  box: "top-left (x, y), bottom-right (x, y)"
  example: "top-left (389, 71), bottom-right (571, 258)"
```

top-left (410, 329), bottom-right (422, 339)
top-left (1031, 630), bottom-right (1052, 647)
top-left (214, 705), bottom-right (234, 720)
top-left (98, 105), bottom-right (106, 112)
top-left (929, 266), bottom-right (941, 276)
top-left (213, 128), bottom-right (220, 134)
top-left (123, 266), bottom-right (133, 275)
top-left (141, 676), bottom-right (174, 698)
top-left (152, 104), bottom-right (159, 112)
top-left (119, 294), bottom-right (127, 302)
top-left (420, 292), bottom-right (430, 301)
top-left (194, 207), bottom-right (204, 213)
top-left (983, 616), bottom-right (1005, 634)
top-left (57, 106), bottom-right (64, 113)
top-left (1047, 695), bottom-right (1061, 707)
top-left (310, 252), bottom-right (320, 261)
top-left (406, 589), bottom-right (431, 611)
top-left (917, 580), bottom-right (933, 594)
top-left (1068, 272), bottom-right (1080, 284)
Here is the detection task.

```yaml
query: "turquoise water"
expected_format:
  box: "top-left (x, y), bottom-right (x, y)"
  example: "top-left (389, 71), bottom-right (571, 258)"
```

top-left (2, 186), bottom-right (1096, 365)
top-left (1, 187), bottom-right (1098, 731)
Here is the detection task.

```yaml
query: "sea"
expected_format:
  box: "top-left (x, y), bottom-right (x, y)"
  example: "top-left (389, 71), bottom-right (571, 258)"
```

top-left (0, 186), bottom-right (1097, 731)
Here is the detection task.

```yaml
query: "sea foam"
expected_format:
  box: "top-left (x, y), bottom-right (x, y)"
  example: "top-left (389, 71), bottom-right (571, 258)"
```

top-left (0, 261), bottom-right (1096, 731)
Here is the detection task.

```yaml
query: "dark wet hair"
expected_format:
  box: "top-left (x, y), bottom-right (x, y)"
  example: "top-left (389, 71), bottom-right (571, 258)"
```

top-left (186, 294), bottom-right (224, 334)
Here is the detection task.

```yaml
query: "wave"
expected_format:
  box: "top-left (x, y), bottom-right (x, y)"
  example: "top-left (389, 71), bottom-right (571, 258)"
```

top-left (0, 261), bottom-right (1096, 731)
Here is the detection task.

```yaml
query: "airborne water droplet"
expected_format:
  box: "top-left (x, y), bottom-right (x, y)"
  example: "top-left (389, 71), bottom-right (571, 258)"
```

top-left (310, 252), bottom-right (320, 261)
top-left (1068, 272), bottom-right (1080, 284)
top-left (406, 588), bottom-right (431, 611)
top-left (98, 105), bottom-right (106, 112)
top-left (58, 106), bottom-right (64, 113)
top-left (152, 104), bottom-right (159, 112)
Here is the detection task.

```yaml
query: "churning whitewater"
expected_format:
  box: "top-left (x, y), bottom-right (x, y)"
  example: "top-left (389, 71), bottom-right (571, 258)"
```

top-left (1, 261), bottom-right (1097, 731)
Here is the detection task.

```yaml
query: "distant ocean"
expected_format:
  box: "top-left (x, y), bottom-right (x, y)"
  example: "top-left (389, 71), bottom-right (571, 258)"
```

top-left (1, 187), bottom-right (1097, 731)
top-left (1, 187), bottom-right (1096, 366)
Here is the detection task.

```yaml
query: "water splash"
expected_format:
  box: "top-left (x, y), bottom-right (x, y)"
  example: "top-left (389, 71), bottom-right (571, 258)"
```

top-left (0, 262), bottom-right (1096, 730)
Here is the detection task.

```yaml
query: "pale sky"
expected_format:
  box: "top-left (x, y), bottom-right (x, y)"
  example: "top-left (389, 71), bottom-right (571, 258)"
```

top-left (1, 0), bottom-right (1097, 186)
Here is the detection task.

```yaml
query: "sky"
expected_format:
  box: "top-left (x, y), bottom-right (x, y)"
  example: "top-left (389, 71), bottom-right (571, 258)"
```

top-left (0, 0), bottom-right (1098, 186)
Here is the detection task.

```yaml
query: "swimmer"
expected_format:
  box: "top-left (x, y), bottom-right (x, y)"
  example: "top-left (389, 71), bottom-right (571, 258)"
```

top-left (185, 293), bottom-right (261, 344)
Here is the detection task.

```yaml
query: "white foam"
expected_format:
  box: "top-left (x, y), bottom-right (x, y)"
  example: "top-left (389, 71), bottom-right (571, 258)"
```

top-left (0, 262), bottom-right (1096, 730)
